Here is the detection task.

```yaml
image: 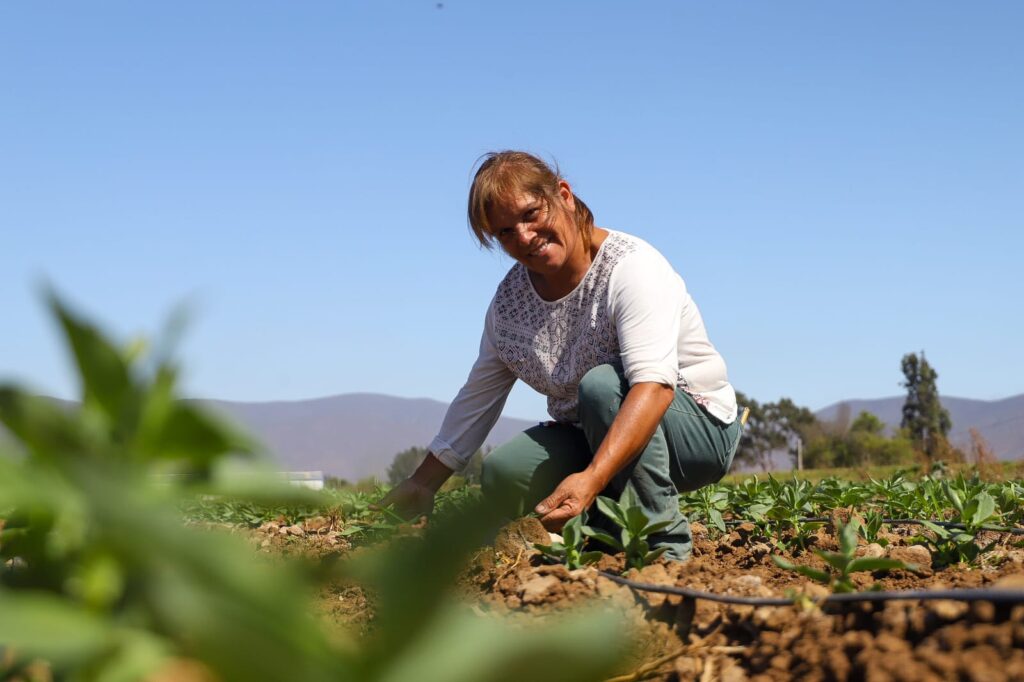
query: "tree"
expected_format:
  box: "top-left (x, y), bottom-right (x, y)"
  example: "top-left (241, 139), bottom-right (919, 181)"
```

top-left (900, 351), bottom-right (953, 461)
top-left (734, 392), bottom-right (818, 471)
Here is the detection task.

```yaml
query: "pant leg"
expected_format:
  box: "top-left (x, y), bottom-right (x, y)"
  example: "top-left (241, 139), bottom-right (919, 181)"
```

top-left (576, 363), bottom-right (742, 561)
top-left (481, 422), bottom-right (592, 519)
top-left (576, 364), bottom-right (695, 560)
top-left (661, 389), bottom-right (742, 493)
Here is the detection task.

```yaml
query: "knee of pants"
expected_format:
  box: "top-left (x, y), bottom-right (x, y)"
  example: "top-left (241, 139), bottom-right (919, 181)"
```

top-left (480, 450), bottom-right (520, 501)
top-left (577, 363), bottom-right (625, 418)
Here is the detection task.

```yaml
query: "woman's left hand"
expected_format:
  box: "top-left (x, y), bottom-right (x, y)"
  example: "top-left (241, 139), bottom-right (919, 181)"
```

top-left (534, 471), bottom-right (605, 532)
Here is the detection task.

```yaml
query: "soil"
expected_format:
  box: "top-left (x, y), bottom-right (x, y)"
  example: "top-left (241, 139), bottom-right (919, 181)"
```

top-left (252, 516), bottom-right (1024, 682)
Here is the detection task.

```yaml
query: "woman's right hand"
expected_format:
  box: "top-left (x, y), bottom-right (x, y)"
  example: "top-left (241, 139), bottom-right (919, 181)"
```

top-left (376, 478), bottom-right (437, 521)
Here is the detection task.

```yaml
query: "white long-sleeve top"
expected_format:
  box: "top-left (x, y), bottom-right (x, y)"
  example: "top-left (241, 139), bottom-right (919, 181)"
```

top-left (429, 230), bottom-right (736, 471)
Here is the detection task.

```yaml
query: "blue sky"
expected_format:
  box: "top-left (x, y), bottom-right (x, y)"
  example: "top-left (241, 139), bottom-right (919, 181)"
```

top-left (2, 1), bottom-right (1021, 422)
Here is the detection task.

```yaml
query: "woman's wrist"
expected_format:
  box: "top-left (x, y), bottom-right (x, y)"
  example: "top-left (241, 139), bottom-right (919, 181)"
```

top-left (410, 452), bottom-right (454, 492)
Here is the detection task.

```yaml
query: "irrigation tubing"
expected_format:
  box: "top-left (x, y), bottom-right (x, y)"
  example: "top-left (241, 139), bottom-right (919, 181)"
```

top-left (721, 517), bottom-right (1024, 536)
top-left (597, 571), bottom-right (1024, 606)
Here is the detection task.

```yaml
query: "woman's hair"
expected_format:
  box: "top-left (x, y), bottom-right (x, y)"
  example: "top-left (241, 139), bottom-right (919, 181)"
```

top-left (467, 151), bottom-right (595, 250)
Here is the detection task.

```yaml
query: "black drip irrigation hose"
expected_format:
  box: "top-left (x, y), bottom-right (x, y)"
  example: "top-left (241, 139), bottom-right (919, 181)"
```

top-left (720, 517), bottom-right (1024, 536)
top-left (597, 571), bottom-right (1024, 606)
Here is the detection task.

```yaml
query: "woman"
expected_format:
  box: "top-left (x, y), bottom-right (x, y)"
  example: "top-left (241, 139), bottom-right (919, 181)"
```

top-left (382, 151), bottom-right (740, 560)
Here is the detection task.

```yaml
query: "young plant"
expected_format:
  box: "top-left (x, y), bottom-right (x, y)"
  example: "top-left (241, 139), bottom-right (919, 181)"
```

top-left (772, 519), bottom-right (913, 593)
top-left (533, 512), bottom-right (602, 569)
top-left (914, 483), bottom-right (1000, 565)
top-left (856, 510), bottom-right (889, 548)
top-left (683, 484), bottom-right (730, 534)
top-left (584, 489), bottom-right (672, 570)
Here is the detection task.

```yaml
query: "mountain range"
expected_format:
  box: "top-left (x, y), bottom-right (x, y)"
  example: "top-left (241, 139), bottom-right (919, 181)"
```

top-left (200, 391), bottom-right (1023, 479)
top-left (4, 392), bottom-right (1021, 478)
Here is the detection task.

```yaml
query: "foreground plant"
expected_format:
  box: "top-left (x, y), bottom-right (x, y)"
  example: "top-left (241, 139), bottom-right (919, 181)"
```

top-left (0, 293), bottom-right (631, 682)
top-left (584, 489), bottom-right (672, 570)
top-left (772, 519), bottom-right (914, 593)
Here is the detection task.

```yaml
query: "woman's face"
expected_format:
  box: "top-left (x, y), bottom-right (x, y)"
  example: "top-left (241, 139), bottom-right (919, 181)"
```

top-left (486, 181), bottom-right (579, 279)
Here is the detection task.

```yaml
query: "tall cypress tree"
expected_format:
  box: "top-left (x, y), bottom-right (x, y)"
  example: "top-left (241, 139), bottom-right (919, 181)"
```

top-left (900, 351), bottom-right (952, 459)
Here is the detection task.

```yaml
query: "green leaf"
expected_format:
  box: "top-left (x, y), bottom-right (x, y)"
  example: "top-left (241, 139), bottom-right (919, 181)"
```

top-left (969, 492), bottom-right (996, 527)
top-left (839, 520), bottom-right (858, 557)
top-left (49, 292), bottom-right (134, 424)
top-left (376, 604), bottom-right (628, 682)
top-left (595, 496), bottom-right (625, 527)
top-left (846, 557), bottom-right (913, 574)
top-left (814, 550), bottom-right (849, 574)
top-left (643, 546), bottom-right (669, 565)
top-left (580, 527), bottom-right (621, 551)
top-left (709, 509), bottom-right (726, 533)
top-left (624, 505), bottom-right (650, 536)
top-left (0, 588), bottom-right (114, 666)
top-left (943, 481), bottom-right (964, 514)
top-left (640, 520), bottom-right (673, 537)
top-left (772, 555), bottom-right (831, 584)
top-left (578, 551), bottom-right (603, 565)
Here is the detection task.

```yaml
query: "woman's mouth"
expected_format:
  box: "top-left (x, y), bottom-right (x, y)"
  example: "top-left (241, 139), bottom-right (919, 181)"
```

top-left (528, 240), bottom-right (550, 257)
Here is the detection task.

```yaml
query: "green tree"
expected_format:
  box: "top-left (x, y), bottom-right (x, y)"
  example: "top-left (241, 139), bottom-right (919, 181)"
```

top-left (386, 446), bottom-right (429, 485)
top-left (804, 410), bottom-right (915, 469)
top-left (900, 352), bottom-right (953, 460)
top-left (734, 392), bottom-right (816, 471)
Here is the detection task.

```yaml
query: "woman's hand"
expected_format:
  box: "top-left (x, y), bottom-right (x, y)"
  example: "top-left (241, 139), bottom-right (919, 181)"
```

top-left (375, 452), bottom-right (453, 521)
top-left (377, 478), bottom-right (437, 521)
top-left (534, 470), bottom-right (605, 532)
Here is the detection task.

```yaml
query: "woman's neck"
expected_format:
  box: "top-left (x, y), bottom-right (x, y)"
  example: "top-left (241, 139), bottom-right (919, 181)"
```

top-left (530, 228), bottom-right (609, 301)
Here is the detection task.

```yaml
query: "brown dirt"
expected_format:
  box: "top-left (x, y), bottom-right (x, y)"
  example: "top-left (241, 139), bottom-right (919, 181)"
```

top-left (253, 517), bottom-right (1024, 682)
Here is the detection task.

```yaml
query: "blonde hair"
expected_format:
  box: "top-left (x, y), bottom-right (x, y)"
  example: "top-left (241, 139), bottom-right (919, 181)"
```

top-left (467, 151), bottom-right (595, 251)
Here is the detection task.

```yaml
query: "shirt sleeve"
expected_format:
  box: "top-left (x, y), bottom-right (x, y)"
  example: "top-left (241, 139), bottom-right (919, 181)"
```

top-left (607, 247), bottom-right (684, 388)
top-left (428, 305), bottom-right (517, 471)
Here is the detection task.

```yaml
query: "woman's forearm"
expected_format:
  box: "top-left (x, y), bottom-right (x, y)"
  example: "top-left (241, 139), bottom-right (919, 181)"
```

top-left (411, 452), bottom-right (455, 492)
top-left (583, 382), bottom-right (676, 489)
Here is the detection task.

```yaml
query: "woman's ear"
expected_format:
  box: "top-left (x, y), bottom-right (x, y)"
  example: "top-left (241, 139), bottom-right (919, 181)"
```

top-left (557, 179), bottom-right (576, 211)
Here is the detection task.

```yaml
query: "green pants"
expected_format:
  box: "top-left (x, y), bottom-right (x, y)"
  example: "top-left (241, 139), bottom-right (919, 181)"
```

top-left (481, 363), bottom-right (742, 560)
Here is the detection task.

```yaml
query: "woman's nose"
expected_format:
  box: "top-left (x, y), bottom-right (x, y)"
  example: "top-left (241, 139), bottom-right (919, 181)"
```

top-left (514, 225), bottom-right (537, 246)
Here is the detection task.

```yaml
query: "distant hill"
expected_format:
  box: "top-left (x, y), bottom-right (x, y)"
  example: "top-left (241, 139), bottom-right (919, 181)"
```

top-left (815, 394), bottom-right (1024, 461)
top-left (199, 393), bottom-right (537, 481)
top-left (4, 392), bottom-right (1021, 478)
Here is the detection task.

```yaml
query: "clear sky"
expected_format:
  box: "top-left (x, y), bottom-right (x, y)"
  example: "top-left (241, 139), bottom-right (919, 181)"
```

top-left (2, 2), bottom-right (1022, 422)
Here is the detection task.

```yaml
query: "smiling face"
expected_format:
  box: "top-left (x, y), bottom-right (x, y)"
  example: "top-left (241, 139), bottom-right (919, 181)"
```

top-left (486, 181), bottom-right (582, 281)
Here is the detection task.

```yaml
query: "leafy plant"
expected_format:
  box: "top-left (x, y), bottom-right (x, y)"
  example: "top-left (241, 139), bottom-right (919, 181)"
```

top-left (682, 484), bottom-right (730, 534)
top-left (584, 489), bottom-right (672, 570)
top-left (856, 510), bottom-right (890, 548)
top-left (534, 512), bottom-right (602, 569)
top-left (0, 293), bottom-right (631, 682)
top-left (913, 483), bottom-right (1000, 565)
top-left (772, 519), bottom-right (913, 593)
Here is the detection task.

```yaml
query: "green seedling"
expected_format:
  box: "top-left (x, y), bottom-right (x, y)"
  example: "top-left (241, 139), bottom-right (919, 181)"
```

top-left (772, 519), bottom-right (913, 593)
top-left (533, 512), bottom-right (602, 570)
top-left (913, 484), bottom-right (1000, 565)
top-left (584, 489), bottom-right (672, 570)
top-left (856, 510), bottom-right (889, 548)
top-left (684, 485), bottom-right (730, 534)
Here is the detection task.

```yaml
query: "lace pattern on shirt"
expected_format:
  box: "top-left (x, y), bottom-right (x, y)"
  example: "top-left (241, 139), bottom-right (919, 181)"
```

top-left (491, 232), bottom-right (639, 422)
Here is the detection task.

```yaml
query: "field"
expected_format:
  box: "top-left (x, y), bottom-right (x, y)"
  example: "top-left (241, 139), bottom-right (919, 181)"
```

top-left (3, 301), bottom-right (1023, 682)
top-left (186, 470), bottom-right (1024, 682)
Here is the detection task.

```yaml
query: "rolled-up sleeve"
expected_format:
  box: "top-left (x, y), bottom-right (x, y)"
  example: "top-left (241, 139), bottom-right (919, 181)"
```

top-left (428, 306), bottom-right (517, 471)
top-left (608, 250), bottom-right (684, 388)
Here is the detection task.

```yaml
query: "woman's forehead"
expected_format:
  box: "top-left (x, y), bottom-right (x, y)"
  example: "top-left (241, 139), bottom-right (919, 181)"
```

top-left (491, 191), bottom-right (542, 213)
